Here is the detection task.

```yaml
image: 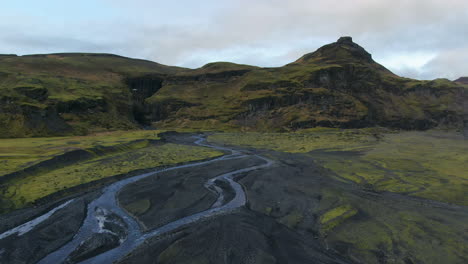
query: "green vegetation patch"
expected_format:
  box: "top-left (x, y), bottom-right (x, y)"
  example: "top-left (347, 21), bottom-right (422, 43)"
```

top-left (2, 143), bottom-right (222, 211)
top-left (208, 128), bottom-right (379, 153)
top-left (313, 187), bottom-right (468, 264)
top-left (328, 204), bottom-right (468, 264)
top-left (320, 204), bottom-right (357, 234)
top-left (316, 131), bottom-right (468, 205)
top-left (0, 130), bottom-right (162, 177)
top-left (209, 129), bottom-right (468, 205)
top-left (0, 132), bottom-right (223, 212)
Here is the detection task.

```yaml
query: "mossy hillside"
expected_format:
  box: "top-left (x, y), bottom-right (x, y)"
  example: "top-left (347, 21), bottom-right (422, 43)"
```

top-left (2, 39), bottom-right (466, 136)
top-left (149, 39), bottom-right (464, 131)
top-left (146, 63), bottom-right (250, 130)
top-left (0, 130), bottom-right (162, 177)
top-left (177, 61), bottom-right (258, 76)
top-left (0, 54), bottom-right (185, 137)
top-left (1, 142), bottom-right (222, 211)
top-left (208, 130), bottom-right (468, 206)
top-left (320, 188), bottom-right (468, 264)
top-left (149, 62), bottom-right (376, 131)
top-left (0, 53), bottom-right (182, 79)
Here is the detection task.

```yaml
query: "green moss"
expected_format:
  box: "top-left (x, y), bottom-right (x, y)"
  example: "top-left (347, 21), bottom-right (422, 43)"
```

top-left (311, 183), bottom-right (468, 264)
top-left (3, 44), bottom-right (463, 135)
top-left (208, 129), bottom-right (378, 153)
top-left (0, 53), bottom-right (186, 138)
top-left (330, 208), bottom-right (468, 264)
top-left (321, 204), bottom-right (356, 224)
top-left (181, 61), bottom-right (257, 76)
top-left (320, 204), bottom-right (357, 234)
top-left (0, 130), bottom-right (163, 176)
top-left (209, 130), bottom-right (467, 206)
top-left (2, 142), bottom-right (222, 210)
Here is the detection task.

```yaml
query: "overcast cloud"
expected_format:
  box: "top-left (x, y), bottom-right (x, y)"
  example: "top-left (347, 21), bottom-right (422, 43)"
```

top-left (1, 0), bottom-right (467, 80)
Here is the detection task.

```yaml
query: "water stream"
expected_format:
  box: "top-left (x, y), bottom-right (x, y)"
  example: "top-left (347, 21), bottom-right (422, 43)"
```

top-left (20, 135), bottom-right (274, 264)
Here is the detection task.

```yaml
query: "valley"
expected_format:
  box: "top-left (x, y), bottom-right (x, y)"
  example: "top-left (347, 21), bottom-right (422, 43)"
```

top-left (0, 130), bottom-right (466, 264)
top-left (0, 37), bottom-right (467, 264)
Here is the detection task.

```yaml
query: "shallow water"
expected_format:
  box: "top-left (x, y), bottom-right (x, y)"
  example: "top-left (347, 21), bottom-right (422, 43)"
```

top-left (28, 136), bottom-right (273, 264)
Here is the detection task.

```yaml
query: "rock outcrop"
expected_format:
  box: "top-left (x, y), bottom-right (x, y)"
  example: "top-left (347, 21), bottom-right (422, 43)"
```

top-left (0, 38), bottom-right (466, 137)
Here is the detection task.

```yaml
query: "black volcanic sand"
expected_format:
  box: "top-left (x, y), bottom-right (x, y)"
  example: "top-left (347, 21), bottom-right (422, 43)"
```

top-left (0, 191), bottom-right (99, 234)
top-left (1, 134), bottom-right (467, 264)
top-left (118, 156), bottom-right (265, 230)
top-left (115, 150), bottom-right (353, 264)
top-left (117, 148), bottom-right (468, 264)
top-left (240, 151), bottom-right (468, 263)
top-left (117, 208), bottom-right (350, 264)
top-left (0, 195), bottom-right (93, 264)
top-left (65, 210), bottom-right (129, 264)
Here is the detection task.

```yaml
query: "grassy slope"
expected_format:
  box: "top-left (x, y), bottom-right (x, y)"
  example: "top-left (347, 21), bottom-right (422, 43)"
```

top-left (0, 54), bottom-right (185, 137)
top-left (150, 62), bottom-right (372, 131)
top-left (147, 62), bottom-right (257, 131)
top-left (150, 41), bottom-right (465, 131)
top-left (1, 39), bottom-right (466, 136)
top-left (0, 131), bottom-right (223, 212)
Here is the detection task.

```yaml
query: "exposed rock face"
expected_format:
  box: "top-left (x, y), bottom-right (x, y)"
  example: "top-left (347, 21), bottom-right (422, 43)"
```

top-left (149, 37), bottom-right (466, 131)
top-left (295, 36), bottom-right (376, 65)
top-left (0, 38), bottom-right (466, 137)
top-left (126, 74), bottom-right (165, 125)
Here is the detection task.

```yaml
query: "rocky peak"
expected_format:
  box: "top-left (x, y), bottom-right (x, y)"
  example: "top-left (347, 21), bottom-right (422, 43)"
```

top-left (293, 36), bottom-right (375, 65)
top-left (337, 36), bottom-right (353, 44)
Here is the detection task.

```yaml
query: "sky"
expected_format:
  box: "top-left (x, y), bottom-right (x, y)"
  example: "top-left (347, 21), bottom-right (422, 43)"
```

top-left (1, 0), bottom-right (467, 80)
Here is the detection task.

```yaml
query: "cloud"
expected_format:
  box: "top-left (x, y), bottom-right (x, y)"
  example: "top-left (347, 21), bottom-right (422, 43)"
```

top-left (418, 47), bottom-right (468, 80)
top-left (0, 0), bottom-right (467, 79)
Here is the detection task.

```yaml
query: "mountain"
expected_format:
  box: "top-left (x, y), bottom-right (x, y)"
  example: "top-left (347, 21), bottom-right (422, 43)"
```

top-left (455, 77), bottom-right (468, 85)
top-left (147, 37), bottom-right (466, 131)
top-left (1, 38), bottom-right (466, 137)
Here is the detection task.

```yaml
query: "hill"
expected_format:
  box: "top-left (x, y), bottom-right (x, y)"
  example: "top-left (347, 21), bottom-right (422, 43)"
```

top-left (455, 77), bottom-right (468, 85)
top-left (0, 53), bottom-right (185, 137)
top-left (1, 37), bottom-right (466, 137)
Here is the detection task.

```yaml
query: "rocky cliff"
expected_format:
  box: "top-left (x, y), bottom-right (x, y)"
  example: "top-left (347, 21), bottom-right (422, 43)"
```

top-left (0, 39), bottom-right (466, 137)
top-left (148, 37), bottom-right (466, 131)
